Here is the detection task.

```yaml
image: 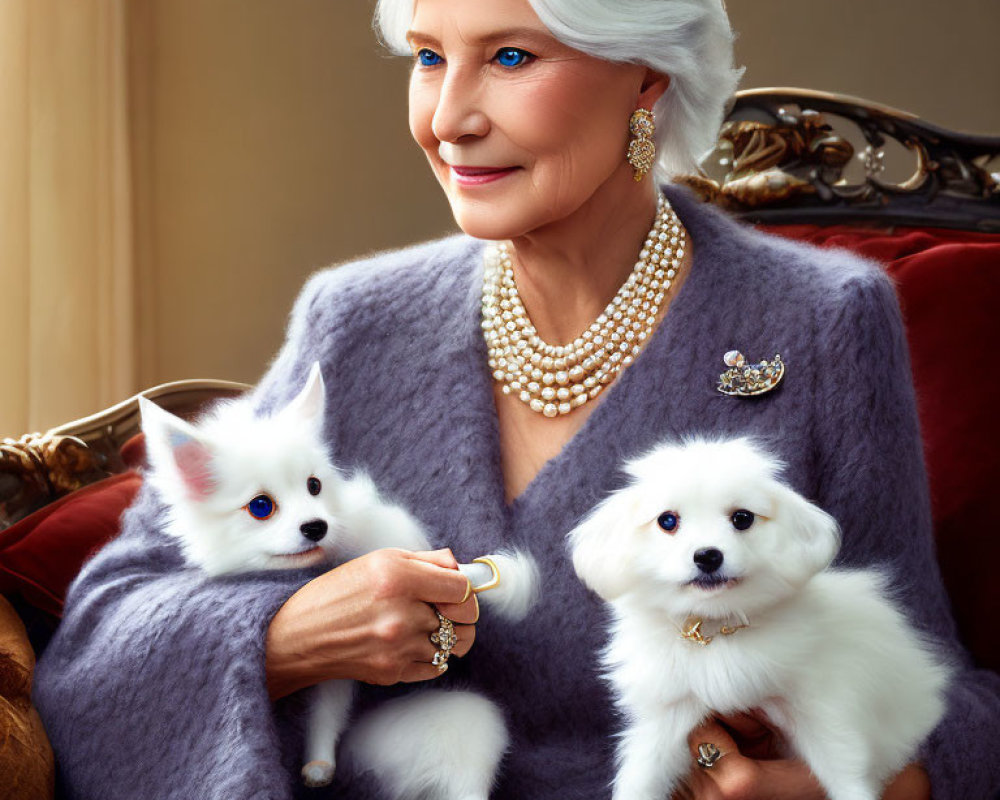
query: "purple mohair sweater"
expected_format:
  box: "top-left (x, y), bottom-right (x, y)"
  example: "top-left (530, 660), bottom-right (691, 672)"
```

top-left (35, 186), bottom-right (1000, 799)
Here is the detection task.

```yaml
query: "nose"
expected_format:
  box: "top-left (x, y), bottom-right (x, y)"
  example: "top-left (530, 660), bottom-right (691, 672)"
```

top-left (693, 548), bottom-right (724, 574)
top-left (300, 520), bottom-right (327, 542)
top-left (431, 69), bottom-right (489, 144)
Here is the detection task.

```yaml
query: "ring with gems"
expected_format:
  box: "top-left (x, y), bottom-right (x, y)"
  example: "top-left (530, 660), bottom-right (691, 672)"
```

top-left (430, 610), bottom-right (457, 671)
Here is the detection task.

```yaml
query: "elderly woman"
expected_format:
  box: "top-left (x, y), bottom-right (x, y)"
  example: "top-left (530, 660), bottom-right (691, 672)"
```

top-left (34, 0), bottom-right (1000, 798)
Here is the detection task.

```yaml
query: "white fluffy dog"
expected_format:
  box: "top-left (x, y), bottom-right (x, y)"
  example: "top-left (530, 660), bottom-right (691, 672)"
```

top-left (140, 363), bottom-right (537, 798)
top-left (568, 438), bottom-right (951, 800)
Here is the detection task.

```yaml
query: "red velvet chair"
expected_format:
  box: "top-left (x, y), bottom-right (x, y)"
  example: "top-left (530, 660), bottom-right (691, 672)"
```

top-left (681, 87), bottom-right (1000, 671)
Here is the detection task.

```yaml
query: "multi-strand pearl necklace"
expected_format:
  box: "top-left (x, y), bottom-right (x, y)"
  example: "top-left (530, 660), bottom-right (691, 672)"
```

top-left (481, 196), bottom-right (687, 418)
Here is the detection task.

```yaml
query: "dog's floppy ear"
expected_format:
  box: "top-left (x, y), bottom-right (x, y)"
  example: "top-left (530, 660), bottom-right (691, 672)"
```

top-left (773, 482), bottom-right (841, 576)
top-left (568, 485), bottom-right (646, 601)
top-left (278, 361), bottom-right (326, 435)
top-left (139, 396), bottom-right (218, 502)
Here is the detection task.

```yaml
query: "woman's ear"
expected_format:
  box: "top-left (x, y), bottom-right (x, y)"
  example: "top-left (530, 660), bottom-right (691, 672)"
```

top-left (638, 69), bottom-right (671, 109)
top-left (568, 485), bottom-right (646, 601)
top-left (774, 483), bottom-right (841, 576)
top-left (138, 397), bottom-right (218, 502)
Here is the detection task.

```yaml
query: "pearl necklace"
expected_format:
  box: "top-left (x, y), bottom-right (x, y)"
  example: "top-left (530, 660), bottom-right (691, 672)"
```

top-left (481, 196), bottom-right (687, 418)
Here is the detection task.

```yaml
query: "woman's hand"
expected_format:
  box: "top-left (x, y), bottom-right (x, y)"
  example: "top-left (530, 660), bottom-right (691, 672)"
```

top-left (674, 713), bottom-right (932, 799)
top-left (265, 548), bottom-right (478, 700)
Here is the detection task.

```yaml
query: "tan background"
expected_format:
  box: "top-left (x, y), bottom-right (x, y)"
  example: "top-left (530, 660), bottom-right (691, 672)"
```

top-left (9, 0), bottom-right (1000, 433)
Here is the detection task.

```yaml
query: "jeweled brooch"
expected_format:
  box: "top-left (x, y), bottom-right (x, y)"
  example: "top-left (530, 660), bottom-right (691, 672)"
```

top-left (717, 350), bottom-right (785, 396)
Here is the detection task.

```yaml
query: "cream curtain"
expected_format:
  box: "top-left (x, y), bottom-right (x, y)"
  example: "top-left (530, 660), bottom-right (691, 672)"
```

top-left (0, 0), bottom-right (134, 436)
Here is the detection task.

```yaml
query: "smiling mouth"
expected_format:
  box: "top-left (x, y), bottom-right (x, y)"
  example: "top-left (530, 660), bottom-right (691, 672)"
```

top-left (687, 575), bottom-right (740, 591)
top-left (449, 166), bottom-right (519, 185)
top-left (270, 546), bottom-right (326, 566)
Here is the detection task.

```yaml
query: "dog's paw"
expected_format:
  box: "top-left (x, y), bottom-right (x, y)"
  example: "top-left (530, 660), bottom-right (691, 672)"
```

top-left (301, 760), bottom-right (335, 787)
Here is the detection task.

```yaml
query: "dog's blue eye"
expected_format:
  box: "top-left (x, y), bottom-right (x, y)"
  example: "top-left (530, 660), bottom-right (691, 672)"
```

top-left (307, 477), bottom-right (321, 496)
top-left (657, 512), bottom-right (679, 533)
top-left (731, 509), bottom-right (754, 531)
top-left (246, 494), bottom-right (276, 520)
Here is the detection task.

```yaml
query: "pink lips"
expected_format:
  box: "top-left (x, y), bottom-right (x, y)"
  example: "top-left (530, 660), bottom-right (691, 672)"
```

top-left (450, 165), bottom-right (519, 186)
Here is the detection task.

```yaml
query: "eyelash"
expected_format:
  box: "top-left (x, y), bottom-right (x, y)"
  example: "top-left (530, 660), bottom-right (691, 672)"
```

top-left (413, 46), bottom-right (536, 69)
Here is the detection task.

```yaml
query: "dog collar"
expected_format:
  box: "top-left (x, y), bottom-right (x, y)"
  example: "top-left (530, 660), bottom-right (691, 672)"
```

top-left (678, 616), bottom-right (750, 646)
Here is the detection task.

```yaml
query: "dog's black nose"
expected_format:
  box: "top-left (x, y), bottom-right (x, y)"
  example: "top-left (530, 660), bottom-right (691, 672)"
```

top-left (300, 520), bottom-right (328, 542)
top-left (693, 548), bottom-right (724, 574)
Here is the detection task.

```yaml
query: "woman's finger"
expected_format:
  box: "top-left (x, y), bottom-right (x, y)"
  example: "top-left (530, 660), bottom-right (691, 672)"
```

top-left (448, 623), bottom-right (475, 657)
top-left (682, 717), bottom-right (760, 798)
top-left (715, 709), bottom-right (786, 760)
top-left (399, 661), bottom-right (452, 683)
top-left (435, 592), bottom-right (479, 625)
top-left (410, 548), bottom-right (460, 570)
top-left (687, 717), bottom-right (740, 767)
top-left (396, 552), bottom-right (473, 606)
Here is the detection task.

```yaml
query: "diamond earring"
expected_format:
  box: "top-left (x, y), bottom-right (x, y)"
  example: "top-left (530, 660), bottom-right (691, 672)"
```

top-left (627, 109), bottom-right (656, 181)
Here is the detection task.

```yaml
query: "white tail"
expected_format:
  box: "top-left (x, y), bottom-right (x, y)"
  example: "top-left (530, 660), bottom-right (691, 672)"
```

top-left (459, 548), bottom-right (539, 622)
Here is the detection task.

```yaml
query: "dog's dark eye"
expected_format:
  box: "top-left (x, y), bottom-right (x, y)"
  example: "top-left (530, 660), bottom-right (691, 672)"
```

top-left (246, 494), bottom-right (276, 520)
top-left (657, 512), bottom-right (679, 533)
top-left (307, 477), bottom-right (322, 496)
top-left (731, 509), bottom-right (754, 531)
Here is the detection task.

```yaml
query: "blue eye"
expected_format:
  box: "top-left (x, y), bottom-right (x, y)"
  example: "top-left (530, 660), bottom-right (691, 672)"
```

top-left (417, 48), bottom-right (442, 67)
top-left (246, 494), bottom-right (276, 520)
top-left (495, 47), bottom-right (531, 68)
top-left (657, 512), bottom-right (679, 533)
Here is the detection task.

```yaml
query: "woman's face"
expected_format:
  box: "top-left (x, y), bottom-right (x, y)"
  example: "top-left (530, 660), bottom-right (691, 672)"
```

top-left (407, 0), bottom-right (649, 241)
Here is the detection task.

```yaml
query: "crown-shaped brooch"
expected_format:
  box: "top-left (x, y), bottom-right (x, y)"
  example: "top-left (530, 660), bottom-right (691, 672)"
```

top-left (717, 350), bottom-right (785, 396)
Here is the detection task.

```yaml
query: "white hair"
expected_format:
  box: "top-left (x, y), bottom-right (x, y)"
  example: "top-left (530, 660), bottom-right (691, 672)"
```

top-left (373, 0), bottom-right (742, 178)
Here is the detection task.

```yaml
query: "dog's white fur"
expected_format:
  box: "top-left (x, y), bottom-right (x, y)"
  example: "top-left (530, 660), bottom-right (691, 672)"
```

top-left (140, 363), bottom-right (536, 797)
top-left (569, 437), bottom-right (951, 800)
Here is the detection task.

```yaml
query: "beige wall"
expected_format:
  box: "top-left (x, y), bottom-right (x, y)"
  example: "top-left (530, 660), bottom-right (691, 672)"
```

top-left (111, 1), bottom-right (1000, 406)
top-left (728, 0), bottom-right (1000, 135)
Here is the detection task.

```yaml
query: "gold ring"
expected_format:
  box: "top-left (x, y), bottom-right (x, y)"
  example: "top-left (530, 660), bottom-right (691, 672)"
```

top-left (459, 575), bottom-right (473, 604)
top-left (471, 556), bottom-right (500, 593)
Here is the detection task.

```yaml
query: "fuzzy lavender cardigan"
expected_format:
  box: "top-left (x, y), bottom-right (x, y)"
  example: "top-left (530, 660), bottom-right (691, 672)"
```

top-left (35, 186), bottom-right (1000, 799)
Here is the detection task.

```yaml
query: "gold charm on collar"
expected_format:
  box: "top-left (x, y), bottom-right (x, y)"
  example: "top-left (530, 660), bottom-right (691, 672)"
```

top-left (717, 350), bottom-right (785, 396)
top-left (680, 616), bottom-right (749, 646)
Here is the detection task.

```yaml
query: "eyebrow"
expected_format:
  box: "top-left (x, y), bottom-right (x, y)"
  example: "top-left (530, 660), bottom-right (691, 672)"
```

top-left (406, 26), bottom-right (557, 49)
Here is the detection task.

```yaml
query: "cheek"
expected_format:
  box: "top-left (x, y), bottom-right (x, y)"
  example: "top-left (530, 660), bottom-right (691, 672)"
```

top-left (507, 69), bottom-right (635, 196)
top-left (408, 77), bottom-right (440, 155)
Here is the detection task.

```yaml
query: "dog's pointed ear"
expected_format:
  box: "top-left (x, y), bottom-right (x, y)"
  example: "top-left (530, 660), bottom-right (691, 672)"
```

top-left (139, 396), bottom-right (218, 501)
top-left (775, 483), bottom-right (840, 575)
top-left (278, 362), bottom-right (326, 433)
top-left (568, 485), bottom-right (646, 601)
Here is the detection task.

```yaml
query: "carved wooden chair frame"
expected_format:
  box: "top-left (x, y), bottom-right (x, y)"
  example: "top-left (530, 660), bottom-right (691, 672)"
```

top-left (0, 380), bottom-right (249, 532)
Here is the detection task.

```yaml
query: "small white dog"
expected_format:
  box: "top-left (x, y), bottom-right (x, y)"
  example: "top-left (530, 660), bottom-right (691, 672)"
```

top-left (140, 363), bottom-right (538, 798)
top-left (568, 437), bottom-right (950, 800)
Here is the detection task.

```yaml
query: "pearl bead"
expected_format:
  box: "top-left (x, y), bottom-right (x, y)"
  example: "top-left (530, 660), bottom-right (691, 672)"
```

top-left (482, 203), bottom-right (685, 418)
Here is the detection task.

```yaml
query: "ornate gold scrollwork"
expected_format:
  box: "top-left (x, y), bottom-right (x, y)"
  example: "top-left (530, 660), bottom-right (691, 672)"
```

top-left (681, 88), bottom-right (1000, 231)
top-left (0, 433), bottom-right (107, 529)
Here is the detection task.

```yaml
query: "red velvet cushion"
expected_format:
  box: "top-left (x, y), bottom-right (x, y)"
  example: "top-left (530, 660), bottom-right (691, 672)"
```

top-left (0, 471), bottom-right (143, 619)
top-left (763, 224), bottom-right (1000, 670)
